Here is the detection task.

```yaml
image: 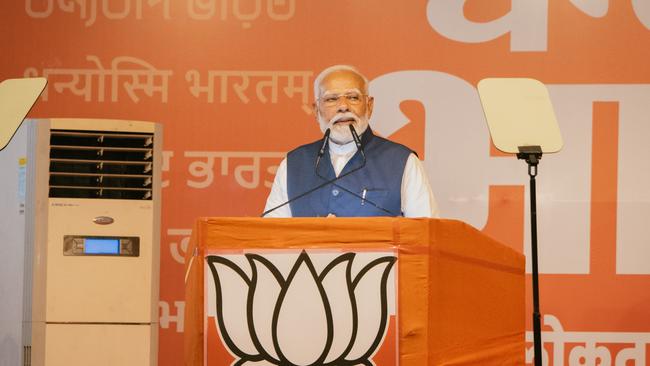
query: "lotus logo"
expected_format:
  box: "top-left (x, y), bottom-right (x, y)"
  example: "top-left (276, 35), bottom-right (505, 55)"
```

top-left (206, 250), bottom-right (397, 366)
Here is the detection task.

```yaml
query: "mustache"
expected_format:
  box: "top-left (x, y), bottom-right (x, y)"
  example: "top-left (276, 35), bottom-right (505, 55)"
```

top-left (329, 112), bottom-right (360, 125)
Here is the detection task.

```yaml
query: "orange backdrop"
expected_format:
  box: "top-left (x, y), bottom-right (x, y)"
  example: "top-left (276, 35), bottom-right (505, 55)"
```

top-left (2, 1), bottom-right (650, 364)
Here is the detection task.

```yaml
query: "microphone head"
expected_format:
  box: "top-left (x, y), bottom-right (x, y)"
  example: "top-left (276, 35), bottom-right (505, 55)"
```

top-left (316, 128), bottom-right (331, 169)
top-left (318, 128), bottom-right (331, 155)
top-left (349, 124), bottom-right (362, 149)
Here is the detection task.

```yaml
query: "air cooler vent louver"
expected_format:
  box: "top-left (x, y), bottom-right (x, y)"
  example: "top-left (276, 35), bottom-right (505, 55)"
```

top-left (49, 129), bottom-right (154, 200)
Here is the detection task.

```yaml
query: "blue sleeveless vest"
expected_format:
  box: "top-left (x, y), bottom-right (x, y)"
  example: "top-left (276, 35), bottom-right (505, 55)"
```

top-left (287, 128), bottom-right (411, 217)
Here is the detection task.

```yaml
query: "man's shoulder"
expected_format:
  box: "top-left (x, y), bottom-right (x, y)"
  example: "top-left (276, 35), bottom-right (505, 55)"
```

top-left (369, 133), bottom-right (415, 156)
top-left (287, 138), bottom-right (321, 158)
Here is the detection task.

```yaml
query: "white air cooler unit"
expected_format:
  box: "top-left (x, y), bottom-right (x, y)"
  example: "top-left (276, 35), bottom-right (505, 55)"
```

top-left (0, 118), bottom-right (161, 366)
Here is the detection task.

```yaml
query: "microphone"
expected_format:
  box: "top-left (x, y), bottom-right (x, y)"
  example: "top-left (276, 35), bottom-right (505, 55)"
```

top-left (315, 128), bottom-right (330, 170)
top-left (261, 126), bottom-right (399, 217)
top-left (260, 154), bottom-right (367, 217)
top-left (314, 125), bottom-right (397, 216)
top-left (349, 124), bottom-right (365, 161)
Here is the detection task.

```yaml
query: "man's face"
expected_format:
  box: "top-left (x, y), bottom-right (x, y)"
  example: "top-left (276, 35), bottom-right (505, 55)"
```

top-left (314, 70), bottom-right (374, 144)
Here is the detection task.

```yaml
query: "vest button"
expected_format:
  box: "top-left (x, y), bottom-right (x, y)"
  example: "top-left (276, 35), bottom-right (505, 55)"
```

top-left (332, 189), bottom-right (339, 196)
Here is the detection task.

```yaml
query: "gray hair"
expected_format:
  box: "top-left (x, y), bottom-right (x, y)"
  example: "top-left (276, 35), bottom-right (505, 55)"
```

top-left (313, 65), bottom-right (369, 100)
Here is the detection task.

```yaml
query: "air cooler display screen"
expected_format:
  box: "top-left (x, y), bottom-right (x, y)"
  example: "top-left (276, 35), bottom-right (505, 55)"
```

top-left (63, 235), bottom-right (139, 256)
top-left (84, 238), bottom-right (120, 255)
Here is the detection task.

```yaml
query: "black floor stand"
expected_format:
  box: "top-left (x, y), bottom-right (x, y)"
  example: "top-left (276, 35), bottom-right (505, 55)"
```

top-left (517, 145), bottom-right (543, 366)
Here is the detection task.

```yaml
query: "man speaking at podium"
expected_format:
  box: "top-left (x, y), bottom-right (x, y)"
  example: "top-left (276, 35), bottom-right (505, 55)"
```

top-left (263, 65), bottom-right (439, 218)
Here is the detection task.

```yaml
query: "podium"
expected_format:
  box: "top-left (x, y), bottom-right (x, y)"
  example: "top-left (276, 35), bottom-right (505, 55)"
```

top-left (184, 218), bottom-right (524, 365)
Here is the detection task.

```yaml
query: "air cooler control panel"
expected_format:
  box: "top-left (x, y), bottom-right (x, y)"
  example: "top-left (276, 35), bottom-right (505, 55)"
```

top-left (63, 235), bottom-right (140, 257)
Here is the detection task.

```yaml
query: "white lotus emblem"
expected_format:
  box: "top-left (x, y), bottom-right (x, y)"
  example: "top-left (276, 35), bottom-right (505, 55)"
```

top-left (206, 251), bottom-right (397, 366)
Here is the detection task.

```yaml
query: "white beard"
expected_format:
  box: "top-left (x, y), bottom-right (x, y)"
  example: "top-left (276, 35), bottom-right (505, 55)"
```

top-left (318, 111), bottom-right (369, 145)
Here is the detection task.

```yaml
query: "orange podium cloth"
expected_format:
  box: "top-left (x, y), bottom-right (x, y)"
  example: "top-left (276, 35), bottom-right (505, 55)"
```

top-left (184, 217), bottom-right (524, 365)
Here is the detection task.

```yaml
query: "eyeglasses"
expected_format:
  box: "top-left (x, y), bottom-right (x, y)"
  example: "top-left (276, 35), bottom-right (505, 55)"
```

top-left (318, 92), bottom-right (368, 107)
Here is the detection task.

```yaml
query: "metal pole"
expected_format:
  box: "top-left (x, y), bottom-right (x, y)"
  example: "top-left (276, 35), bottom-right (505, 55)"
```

top-left (528, 162), bottom-right (542, 366)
